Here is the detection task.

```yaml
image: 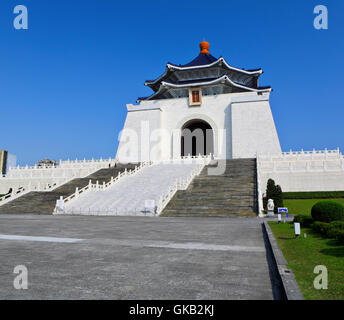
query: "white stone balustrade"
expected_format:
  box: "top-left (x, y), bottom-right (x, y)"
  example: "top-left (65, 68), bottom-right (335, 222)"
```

top-left (0, 178), bottom-right (70, 207)
top-left (257, 148), bottom-right (344, 174)
top-left (156, 157), bottom-right (210, 215)
top-left (0, 157), bottom-right (118, 198)
top-left (257, 148), bottom-right (344, 201)
top-left (56, 154), bottom-right (211, 216)
top-left (54, 161), bottom-right (153, 214)
top-left (5, 157), bottom-right (117, 175)
top-left (258, 148), bottom-right (342, 162)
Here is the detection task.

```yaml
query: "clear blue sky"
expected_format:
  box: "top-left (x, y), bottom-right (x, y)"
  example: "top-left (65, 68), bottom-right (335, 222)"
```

top-left (0, 0), bottom-right (343, 165)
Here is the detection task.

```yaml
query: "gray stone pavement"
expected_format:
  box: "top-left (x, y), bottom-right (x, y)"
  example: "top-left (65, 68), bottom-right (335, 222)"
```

top-left (0, 214), bottom-right (279, 299)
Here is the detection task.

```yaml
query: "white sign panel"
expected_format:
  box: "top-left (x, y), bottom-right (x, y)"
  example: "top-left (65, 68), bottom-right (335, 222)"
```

top-left (294, 222), bottom-right (301, 237)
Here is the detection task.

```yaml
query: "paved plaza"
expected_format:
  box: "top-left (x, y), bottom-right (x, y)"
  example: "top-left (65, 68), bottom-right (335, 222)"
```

top-left (0, 214), bottom-right (282, 299)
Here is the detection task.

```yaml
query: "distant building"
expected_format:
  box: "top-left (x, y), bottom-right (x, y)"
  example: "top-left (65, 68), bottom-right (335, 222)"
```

top-left (0, 150), bottom-right (17, 175)
top-left (35, 158), bottom-right (57, 168)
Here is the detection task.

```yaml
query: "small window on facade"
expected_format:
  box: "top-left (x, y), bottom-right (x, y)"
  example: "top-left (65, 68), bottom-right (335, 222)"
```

top-left (192, 90), bottom-right (200, 103)
top-left (189, 88), bottom-right (202, 106)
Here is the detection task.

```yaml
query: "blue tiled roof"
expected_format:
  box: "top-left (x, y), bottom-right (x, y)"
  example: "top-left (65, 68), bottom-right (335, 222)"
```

top-left (169, 53), bottom-right (218, 67)
top-left (164, 78), bottom-right (218, 85)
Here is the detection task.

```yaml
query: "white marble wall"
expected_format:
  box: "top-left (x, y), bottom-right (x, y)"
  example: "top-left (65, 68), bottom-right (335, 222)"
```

top-left (258, 149), bottom-right (344, 193)
top-left (116, 91), bottom-right (281, 162)
top-left (231, 98), bottom-right (281, 158)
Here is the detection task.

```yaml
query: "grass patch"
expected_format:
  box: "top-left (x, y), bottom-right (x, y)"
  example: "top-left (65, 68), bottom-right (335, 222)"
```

top-left (268, 221), bottom-right (344, 300)
top-left (284, 198), bottom-right (344, 216)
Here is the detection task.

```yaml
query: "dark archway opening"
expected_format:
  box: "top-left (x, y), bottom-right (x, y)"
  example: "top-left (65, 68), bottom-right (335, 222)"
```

top-left (181, 120), bottom-right (214, 157)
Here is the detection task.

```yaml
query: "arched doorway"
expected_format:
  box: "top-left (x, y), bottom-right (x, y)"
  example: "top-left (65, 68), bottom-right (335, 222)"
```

top-left (181, 119), bottom-right (214, 157)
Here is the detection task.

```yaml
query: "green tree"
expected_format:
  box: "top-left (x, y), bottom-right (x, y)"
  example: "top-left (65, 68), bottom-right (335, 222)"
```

top-left (264, 179), bottom-right (283, 213)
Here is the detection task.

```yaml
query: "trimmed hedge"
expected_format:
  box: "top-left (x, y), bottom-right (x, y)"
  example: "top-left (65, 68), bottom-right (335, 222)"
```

top-left (311, 221), bottom-right (344, 244)
top-left (283, 191), bottom-right (344, 199)
top-left (311, 201), bottom-right (344, 223)
top-left (336, 230), bottom-right (344, 244)
top-left (294, 215), bottom-right (314, 227)
top-left (329, 221), bottom-right (344, 230)
top-left (312, 221), bottom-right (331, 235)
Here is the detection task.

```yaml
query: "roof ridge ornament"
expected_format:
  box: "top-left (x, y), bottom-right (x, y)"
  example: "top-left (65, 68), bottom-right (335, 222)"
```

top-left (200, 41), bottom-right (210, 55)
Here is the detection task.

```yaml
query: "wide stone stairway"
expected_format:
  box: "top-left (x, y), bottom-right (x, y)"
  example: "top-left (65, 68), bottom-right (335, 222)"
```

top-left (0, 163), bottom-right (137, 214)
top-left (162, 159), bottom-right (257, 217)
top-left (64, 162), bottom-right (200, 215)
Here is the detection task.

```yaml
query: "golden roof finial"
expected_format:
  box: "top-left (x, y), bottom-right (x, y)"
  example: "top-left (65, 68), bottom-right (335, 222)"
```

top-left (200, 41), bottom-right (210, 54)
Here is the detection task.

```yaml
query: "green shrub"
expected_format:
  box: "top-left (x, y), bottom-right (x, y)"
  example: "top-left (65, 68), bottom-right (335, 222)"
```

top-left (336, 230), bottom-right (344, 244)
top-left (312, 221), bottom-right (331, 235)
top-left (312, 221), bottom-right (344, 241)
top-left (326, 227), bottom-right (341, 239)
top-left (329, 221), bottom-right (344, 230)
top-left (327, 222), bottom-right (344, 240)
top-left (294, 215), bottom-right (313, 227)
top-left (311, 201), bottom-right (344, 223)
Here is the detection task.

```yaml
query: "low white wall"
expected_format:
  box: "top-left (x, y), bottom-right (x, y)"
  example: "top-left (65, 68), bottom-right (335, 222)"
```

top-left (258, 149), bottom-right (344, 193)
top-left (0, 178), bottom-right (66, 194)
top-left (260, 171), bottom-right (344, 192)
top-left (0, 158), bottom-right (117, 194)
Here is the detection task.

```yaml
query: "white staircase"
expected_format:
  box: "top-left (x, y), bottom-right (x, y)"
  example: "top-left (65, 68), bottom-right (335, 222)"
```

top-left (63, 161), bottom-right (203, 216)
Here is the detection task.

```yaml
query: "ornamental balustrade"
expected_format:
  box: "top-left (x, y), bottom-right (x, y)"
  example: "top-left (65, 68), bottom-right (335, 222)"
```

top-left (0, 178), bottom-right (68, 207)
top-left (258, 159), bottom-right (344, 173)
top-left (257, 149), bottom-right (344, 173)
top-left (156, 155), bottom-right (211, 215)
top-left (54, 161), bottom-right (154, 214)
top-left (55, 154), bottom-right (212, 216)
top-left (258, 148), bottom-right (342, 162)
top-left (4, 157), bottom-right (117, 175)
top-left (0, 160), bottom-right (116, 206)
top-left (3, 155), bottom-right (212, 178)
top-left (256, 157), bottom-right (264, 217)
